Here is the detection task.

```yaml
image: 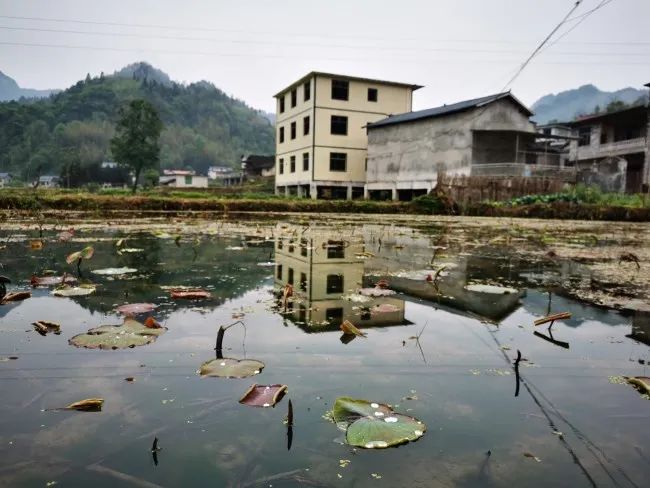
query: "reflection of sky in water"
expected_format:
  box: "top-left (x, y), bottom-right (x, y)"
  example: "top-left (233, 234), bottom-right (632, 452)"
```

top-left (0, 226), bottom-right (648, 487)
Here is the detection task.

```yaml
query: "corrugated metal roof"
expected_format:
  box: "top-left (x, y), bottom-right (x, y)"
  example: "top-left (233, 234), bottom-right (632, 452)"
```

top-left (367, 92), bottom-right (532, 129)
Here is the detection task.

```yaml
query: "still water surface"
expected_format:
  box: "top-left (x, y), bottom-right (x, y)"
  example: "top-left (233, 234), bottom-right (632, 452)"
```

top-left (0, 220), bottom-right (648, 487)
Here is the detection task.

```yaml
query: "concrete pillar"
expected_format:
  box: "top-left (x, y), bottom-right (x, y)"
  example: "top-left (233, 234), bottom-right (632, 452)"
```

top-left (310, 184), bottom-right (318, 200)
top-left (275, 185), bottom-right (281, 196)
top-left (284, 186), bottom-right (289, 197)
top-left (391, 187), bottom-right (398, 201)
top-left (346, 184), bottom-right (353, 200)
top-left (363, 186), bottom-right (369, 199)
top-left (297, 185), bottom-right (304, 198)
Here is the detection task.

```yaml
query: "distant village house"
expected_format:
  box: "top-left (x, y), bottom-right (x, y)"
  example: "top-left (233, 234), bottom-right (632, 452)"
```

top-left (0, 172), bottom-right (12, 188)
top-left (365, 92), bottom-right (574, 200)
top-left (159, 169), bottom-right (208, 188)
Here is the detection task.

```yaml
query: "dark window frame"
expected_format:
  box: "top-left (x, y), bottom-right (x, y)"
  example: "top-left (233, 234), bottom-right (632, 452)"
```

top-left (330, 115), bottom-right (348, 135)
top-left (290, 121), bottom-right (296, 140)
top-left (302, 152), bottom-right (309, 172)
top-left (287, 267), bottom-right (294, 285)
top-left (276, 264), bottom-right (283, 279)
top-left (299, 272), bottom-right (307, 291)
top-left (331, 79), bottom-right (349, 101)
top-left (290, 155), bottom-right (296, 173)
top-left (368, 87), bottom-right (378, 102)
top-left (327, 241), bottom-right (345, 259)
top-left (303, 115), bottom-right (310, 136)
top-left (291, 89), bottom-right (297, 108)
top-left (303, 81), bottom-right (311, 101)
top-left (278, 158), bottom-right (284, 175)
top-left (279, 126), bottom-right (284, 143)
top-left (279, 96), bottom-right (285, 113)
top-left (326, 274), bottom-right (344, 294)
top-left (329, 152), bottom-right (347, 172)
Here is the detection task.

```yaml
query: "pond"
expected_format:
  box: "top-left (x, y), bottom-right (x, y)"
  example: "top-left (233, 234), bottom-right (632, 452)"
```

top-left (0, 216), bottom-right (648, 487)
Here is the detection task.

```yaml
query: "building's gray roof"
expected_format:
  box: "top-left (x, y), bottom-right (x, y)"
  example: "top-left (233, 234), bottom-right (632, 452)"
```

top-left (0, 172), bottom-right (11, 178)
top-left (367, 92), bottom-right (533, 130)
top-left (274, 71), bottom-right (423, 98)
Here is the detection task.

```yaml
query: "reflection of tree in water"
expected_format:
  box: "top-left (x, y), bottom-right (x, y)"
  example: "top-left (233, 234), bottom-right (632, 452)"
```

top-left (1, 231), bottom-right (273, 319)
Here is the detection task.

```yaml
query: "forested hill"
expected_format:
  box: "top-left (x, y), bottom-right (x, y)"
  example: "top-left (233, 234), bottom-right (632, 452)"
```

top-left (0, 62), bottom-right (275, 183)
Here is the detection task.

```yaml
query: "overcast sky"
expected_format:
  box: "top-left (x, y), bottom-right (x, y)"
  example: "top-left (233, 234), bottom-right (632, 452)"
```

top-left (1, 0), bottom-right (648, 112)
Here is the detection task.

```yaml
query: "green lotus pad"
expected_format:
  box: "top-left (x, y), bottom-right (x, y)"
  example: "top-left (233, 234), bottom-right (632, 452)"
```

top-left (199, 358), bottom-right (265, 378)
top-left (331, 397), bottom-right (426, 449)
top-left (69, 317), bottom-right (166, 350)
top-left (51, 284), bottom-right (96, 297)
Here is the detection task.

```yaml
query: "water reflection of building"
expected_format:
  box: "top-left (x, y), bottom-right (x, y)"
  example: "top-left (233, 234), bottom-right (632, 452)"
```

top-left (274, 225), bottom-right (409, 332)
top-left (627, 308), bottom-right (650, 346)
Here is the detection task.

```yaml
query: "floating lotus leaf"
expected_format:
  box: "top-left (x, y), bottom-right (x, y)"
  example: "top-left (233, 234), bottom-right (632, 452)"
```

top-left (346, 413), bottom-right (426, 448)
top-left (52, 285), bottom-right (96, 297)
top-left (92, 267), bottom-right (137, 275)
top-left (358, 288), bottom-right (396, 297)
top-left (372, 303), bottom-right (401, 314)
top-left (31, 275), bottom-right (77, 287)
top-left (66, 246), bottom-right (94, 264)
top-left (464, 284), bottom-right (517, 295)
top-left (626, 376), bottom-right (650, 397)
top-left (331, 397), bottom-right (426, 449)
top-left (239, 384), bottom-right (287, 407)
top-left (332, 397), bottom-right (393, 427)
top-left (200, 358), bottom-right (265, 378)
top-left (170, 289), bottom-right (211, 299)
top-left (69, 317), bottom-right (167, 350)
top-left (115, 303), bottom-right (157, 315)
top-left (1, 291), bottom-right (31, 303)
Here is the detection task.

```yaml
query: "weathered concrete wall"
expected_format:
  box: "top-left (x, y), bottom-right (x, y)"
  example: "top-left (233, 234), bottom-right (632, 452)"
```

top-left (366, 98), bottom-right (534, 192)
top-left (576, 157), bottom-right (627, 193)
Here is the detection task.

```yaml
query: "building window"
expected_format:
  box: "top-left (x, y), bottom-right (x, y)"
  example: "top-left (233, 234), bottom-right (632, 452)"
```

top-left (327, 240), bottom-right (345, 259)
top-left (288, 240), bottom-right (294, 253)
top-left (276, 264), bottom-right (283, 280)
top-left (290, 121), bottom-right (296, 140)
top-left (303, 116), bottom-right (310, 136)
top-left (299, 272), bottom-right (307, 291)
top-left (304, 81), bottom-right (311, 101)
top-left (578, 127), bottom-right (591, 147)
top-left (291, 89), bottom-right (297, 108)
top-left (331, 79), bottom-right (349, 101)
top-left (300, 237), bottom-right (308, 257)
top-left (279, 96), bottom-right (285, 113)
top-left (279, 127), bottom-right (284, 143)
top-left (326, 274), bottom-right (344, 294)
top-left (329, 152), bottom-right (347, 172)
top-left (278, 238), bottom-right (283, 250)
top-left (325, 307), bottom-right (343, 324)
top-left (330, 115), bottom-right (348, 135)
top-left (290, 155), bottom-right (296, 173)
top-left (302, 152), bottom-right (309, 172)
top-left (368, 88), bottom-right (378, 102)
top-left (287, 268), bottom-right (294, 285)
top-left (278, 158), bottom-right (284, 174)
top-left (184, 175), bottom-right (192, 185)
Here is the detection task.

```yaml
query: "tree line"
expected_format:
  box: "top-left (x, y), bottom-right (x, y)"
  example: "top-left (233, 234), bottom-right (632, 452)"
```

top-left (0, 73), bottom-right (275, 186)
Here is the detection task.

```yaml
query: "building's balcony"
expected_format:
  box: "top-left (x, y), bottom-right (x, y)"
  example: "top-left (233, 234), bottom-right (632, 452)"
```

top-left (471, 162), bottom-right (576, 181)
top-left (574, 137), bottom-right (646, 160)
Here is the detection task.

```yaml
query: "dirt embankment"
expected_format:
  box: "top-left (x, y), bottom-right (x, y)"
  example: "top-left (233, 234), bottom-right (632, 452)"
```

top-left (1, 191), bottom-right (649, 221)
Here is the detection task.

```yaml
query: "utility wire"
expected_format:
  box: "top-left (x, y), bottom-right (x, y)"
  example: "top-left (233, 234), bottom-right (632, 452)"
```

top-left (1, 41), bottom-right (648, 66)
top-left (500, 1), bottom-right (584, 91)
top-left (0, 24), bottom-right (645, 57)
top-left (0, 12), bottom-right (640, 47)
top-left (543, 0), bottom-right (615, 52)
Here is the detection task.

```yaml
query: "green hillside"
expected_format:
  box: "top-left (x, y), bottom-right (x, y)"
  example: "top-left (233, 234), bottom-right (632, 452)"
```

top-left (0, 62), bottom-right (275, 184)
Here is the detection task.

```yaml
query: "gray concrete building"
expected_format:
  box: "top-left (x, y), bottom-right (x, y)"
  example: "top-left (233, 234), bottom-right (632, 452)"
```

top-left (566, 104), bottom-right (649, 193)
top-left (365, 92), bottom-right (574, 200)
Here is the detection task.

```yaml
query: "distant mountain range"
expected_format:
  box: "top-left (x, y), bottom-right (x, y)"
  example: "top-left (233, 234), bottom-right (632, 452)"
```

top-left (531, 84), bottom-right (647, 124)
top-left (0, 71), bottom-right (59, 101)
top-left (0, 62), bottom-right (275, 183)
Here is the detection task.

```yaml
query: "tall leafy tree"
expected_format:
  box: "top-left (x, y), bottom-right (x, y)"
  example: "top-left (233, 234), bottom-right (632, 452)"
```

top-left (110, 99), bottom-right (163, 193)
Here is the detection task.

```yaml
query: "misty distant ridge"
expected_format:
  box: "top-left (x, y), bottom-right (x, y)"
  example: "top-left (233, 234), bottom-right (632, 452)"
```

top-left (531, 84), bottom-right (647, 124)
top-left (0, 71), bottom-right (59, 102)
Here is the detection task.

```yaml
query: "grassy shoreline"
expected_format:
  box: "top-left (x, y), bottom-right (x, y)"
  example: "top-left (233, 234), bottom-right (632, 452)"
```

top-left (1, 188), bottom-right (649, 221)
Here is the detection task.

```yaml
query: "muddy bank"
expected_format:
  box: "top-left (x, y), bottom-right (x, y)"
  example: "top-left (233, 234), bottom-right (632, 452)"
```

top-left (1, 191), bottom-right (649, 221)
